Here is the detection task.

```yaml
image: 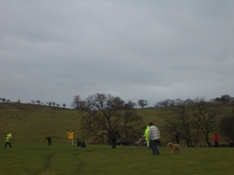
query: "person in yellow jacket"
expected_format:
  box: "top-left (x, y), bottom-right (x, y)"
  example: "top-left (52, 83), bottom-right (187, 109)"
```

top-left (144, 125), bottom-right (150, 147)
top-left (135, 125), bottom-right (150, 147)
top-left (4, 132), bottom-right (12, 148)
top-left (66, 130), bottom-right (75, 146)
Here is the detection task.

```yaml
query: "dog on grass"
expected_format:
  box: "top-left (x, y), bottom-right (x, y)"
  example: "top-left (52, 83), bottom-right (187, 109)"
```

top-left (167, 142), bottom-right (181, 154)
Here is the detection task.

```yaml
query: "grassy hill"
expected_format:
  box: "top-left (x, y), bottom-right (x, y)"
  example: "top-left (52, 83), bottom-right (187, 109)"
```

top-left (0, 103), bottom-right (229, 146)
top-left (1, 103), bottom-right (233, 175)
top-left (0, 103), bottom-right (164, 144)
top-left (0, 103), bottom-right (83, 144)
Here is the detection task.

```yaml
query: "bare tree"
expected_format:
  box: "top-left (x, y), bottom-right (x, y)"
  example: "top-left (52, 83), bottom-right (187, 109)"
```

top-left (214, 94), bottom-right (232, 104)
top-left (161, 104), bottom-right (199, 147)
top-left (121, 103), bottom-right (143, 138)
top-left (72, 95), bottom-right (82, 110)
top-left (138, 99), bottom-right (148, 108)
top-left (1, 98), bottom-right (6, 103)
top-left (191, 98), bottom-right (223, 147)
top-left (220, 106), bottom-right (234, 140)
top-left (124, 100), bottom-right (136, 108)
top-left (80, 93), bottom-right (142, 144)
top-left (35, 100), bottom-right (41, 105)
top-left (63, 103), bottom-right (66, 108)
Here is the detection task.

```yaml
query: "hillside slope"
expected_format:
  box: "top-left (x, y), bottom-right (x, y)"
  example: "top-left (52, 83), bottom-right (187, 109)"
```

top-left (0, 103), bottom-right (82, 144)
top-left (0, 103), bottom-right (163, 144)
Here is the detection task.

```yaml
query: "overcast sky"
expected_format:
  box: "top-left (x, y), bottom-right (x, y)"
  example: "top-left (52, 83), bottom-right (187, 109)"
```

top-left (1, 0), bottom-right (234, 107)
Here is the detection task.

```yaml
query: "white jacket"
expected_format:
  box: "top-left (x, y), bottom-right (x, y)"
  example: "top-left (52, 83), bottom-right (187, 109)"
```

top-left (148, 125), bottom-right (160, 140)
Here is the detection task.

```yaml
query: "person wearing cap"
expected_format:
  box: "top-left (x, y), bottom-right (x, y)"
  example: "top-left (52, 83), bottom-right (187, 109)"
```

top-left (4, 132), bottom-right (12, 148)
top-left (148, 122), bottom-right (160, 155)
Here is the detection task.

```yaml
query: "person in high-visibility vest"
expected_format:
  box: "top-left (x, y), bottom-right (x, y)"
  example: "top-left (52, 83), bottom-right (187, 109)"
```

top-left (66, 130), bottom-right (75, 146)
top-left (135, 125), bottom-right (150, 146)
top-left (4, 133), bottom-right (12, 148)
top-left (144, 125), bottom-right (150, 147)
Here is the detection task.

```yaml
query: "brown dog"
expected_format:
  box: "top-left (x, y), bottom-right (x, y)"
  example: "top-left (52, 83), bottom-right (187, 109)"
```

top-left (167, 142), bottom-right (180, 154)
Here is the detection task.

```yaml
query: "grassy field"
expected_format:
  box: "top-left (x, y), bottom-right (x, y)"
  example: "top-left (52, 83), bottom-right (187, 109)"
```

top-left (0, 103), bottom-right (164, 144)
top-left (1, 103), bottom-right (233, 175)
top-left (0, 103), bottom-right (82, 143)
top-left (1, 144), bottom-right (233, 175)
top-left (0, 103), bottom-right (229, 145)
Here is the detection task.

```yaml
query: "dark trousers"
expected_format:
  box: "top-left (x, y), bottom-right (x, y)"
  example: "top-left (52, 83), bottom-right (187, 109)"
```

top-left (215, 142), bottom-right (219, 147)
top-left (151, 140), bottom-right (159, 155)
top-left (110, 139), bottom-right (117, 148)
top-left (4, 142), bottom-right (12, 148)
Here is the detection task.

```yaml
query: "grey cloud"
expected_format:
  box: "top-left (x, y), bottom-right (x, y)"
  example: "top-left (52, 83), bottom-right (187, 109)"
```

top-left (1, 0), bottom-right (234, 106)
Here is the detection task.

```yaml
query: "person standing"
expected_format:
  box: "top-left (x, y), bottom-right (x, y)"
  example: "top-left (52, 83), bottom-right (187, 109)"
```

top-left (229, 140), bottom-right (234, 147)
top-left (214, 133), bottom-right (219, 147)
top-left (108, 126), bottom-right (120, 149)
top-left (135, 125), bottom-right (150, 146)
top-left (66, 130), bottom-right (75, 146)
top-left (4, 132), bottom-right (12, 148)
top-left (144, 125), bottom-right (150, 147)
top-left (45, 136), bottom-right (52, 146)
top-left (175, 131), bottom-right (180, 144)
top-left (148, 122), bottom-right (160, 155)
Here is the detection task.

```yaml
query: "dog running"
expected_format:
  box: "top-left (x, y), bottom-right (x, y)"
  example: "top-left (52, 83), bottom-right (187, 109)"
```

top-left (167, 142), bottom-right (181, 154)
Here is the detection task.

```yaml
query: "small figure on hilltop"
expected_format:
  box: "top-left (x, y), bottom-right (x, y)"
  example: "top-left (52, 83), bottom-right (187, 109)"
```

top-left (4, 132), bottom-right (12, 148)
top-left (66, 130), bottom-right (75, 146)
top-left (45, 136), bottom-right (52, 146)
top-left (108, 126), bottom-right (120, 149)
top-left (214, 133), bottom-right (219, 147)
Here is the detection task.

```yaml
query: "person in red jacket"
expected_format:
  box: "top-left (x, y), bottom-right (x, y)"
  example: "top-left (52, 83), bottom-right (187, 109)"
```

top-left (214, 133), bottom-right (219, 147)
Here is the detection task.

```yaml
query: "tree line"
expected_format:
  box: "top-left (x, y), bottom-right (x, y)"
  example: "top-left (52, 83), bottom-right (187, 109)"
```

top-left (0, 98), bottom-right (67, 108)
top-left (71, 94), bottom-right (234, 147)
top-left (160, 97), bottom-right (232, 147)
top-left (1, 94), bottom-right (233, 146)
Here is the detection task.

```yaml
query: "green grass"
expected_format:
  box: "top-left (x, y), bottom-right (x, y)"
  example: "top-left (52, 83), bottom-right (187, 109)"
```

top-left (1, 144), bottom-right (233, 175)
top-left (0, 103), bottom-right (82, 143)
top-left (0, 103), bottom-right (230, 145)
top-left (1, 103), bottom-right (165, 144)
top-left (1, 103), bottom-right (233, 175)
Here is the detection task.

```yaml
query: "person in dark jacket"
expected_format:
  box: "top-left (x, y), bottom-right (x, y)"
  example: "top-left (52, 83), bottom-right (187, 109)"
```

top-left (175, 131), bottom-right (180, 144)
top-left (45, 136), bottom-right (52, 146)
top-left (77, 139), bottom-right (87, 147)
top-left (77, 139), bottom-right (82, 147)
top-left (229, 140), bottom-right (234, 147)
top-left (108, 127), bottom-right (120, 149)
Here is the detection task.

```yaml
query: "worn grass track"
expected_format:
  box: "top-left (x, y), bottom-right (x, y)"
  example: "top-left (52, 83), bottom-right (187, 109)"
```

top-left (1, 144), bottom-right (234, 175)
